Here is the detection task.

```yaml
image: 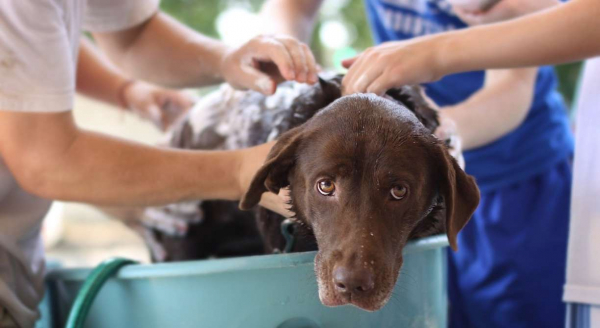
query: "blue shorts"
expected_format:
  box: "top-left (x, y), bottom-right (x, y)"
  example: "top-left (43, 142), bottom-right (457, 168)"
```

top-left (448, 158), bottom-right (572, 328)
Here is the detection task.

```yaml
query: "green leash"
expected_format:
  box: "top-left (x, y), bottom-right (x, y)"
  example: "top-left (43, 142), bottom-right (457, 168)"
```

top-left (65, 257), bottom-right (137, 328)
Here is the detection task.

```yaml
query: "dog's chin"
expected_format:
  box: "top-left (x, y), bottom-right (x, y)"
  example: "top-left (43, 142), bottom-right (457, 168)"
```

top-left (316, 271), bottom-right (394, 312)
top-left (317, 283), bottom-right (391, 312)
top-left (314, 251), bottom-right (399, 312)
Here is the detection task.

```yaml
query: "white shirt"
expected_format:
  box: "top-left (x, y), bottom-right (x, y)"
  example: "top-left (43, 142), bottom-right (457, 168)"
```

top-left (563, 57), bottom-right (600, 307)
top-left (0, 0), bottom-right (158, 327)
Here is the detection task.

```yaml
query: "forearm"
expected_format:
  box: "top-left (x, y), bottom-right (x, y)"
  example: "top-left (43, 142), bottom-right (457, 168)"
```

top-left (439, 0), bottom-right (600, 74)
top-left (76, 38), bottom-right (129, 108)
top-left (0, 112), bottom-right (243, 206)
top-left (442, 68), bottom-right (537, 150)
top-left (260, 0), bottom-right (323, 42)
top-left (43, 132), bottom-right (243, 205)
top-left (93, 12), bottom-right (229, 88)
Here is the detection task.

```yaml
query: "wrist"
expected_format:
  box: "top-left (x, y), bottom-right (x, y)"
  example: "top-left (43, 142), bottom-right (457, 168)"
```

top-left (432, 33), bottom-right (460, 79)
top-left (213, 43), bottom-right (233, 82)
top-left (437, 29), bottom-right (482, 76)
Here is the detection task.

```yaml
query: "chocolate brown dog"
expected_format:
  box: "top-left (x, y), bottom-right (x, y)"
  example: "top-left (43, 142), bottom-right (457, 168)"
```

top-left (104, 75), bottom-right (479, 312)
top-left (239, 81), bottom-right (479, 311)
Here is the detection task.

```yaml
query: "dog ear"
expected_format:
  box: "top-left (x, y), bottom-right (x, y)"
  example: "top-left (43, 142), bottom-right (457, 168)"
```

top-left (239, 127), bottom-right (304, 210)
top-left (385, 86), bottom-right (439, 133)
top-left (318, 75), bottom-right (343, 100)
top-left (433, 142), bottom-right (480, 251)
top-left (287, 75), bottom-right (342, 127)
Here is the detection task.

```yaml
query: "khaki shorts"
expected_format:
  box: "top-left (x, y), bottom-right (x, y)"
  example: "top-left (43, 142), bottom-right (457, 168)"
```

top-left (0, 307), bottom-right (19, 328)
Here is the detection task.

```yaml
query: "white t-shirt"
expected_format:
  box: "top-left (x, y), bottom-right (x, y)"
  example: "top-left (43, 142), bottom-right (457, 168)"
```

top-left (0, 1), bottom-right (158, 327)
top-left (563, 57), bottom-right (600, 307)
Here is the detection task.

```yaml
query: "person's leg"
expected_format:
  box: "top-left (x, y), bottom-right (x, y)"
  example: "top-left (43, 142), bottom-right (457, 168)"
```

top-left (448, 159), bottom-right (572, 328)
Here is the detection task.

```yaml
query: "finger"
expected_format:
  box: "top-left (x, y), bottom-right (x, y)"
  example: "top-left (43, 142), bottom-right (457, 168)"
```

top-left (161, 94), bottom-right (192, 129)
top-left (171, 92), bottom-right (195, 110)
top-left (238, 65), bottom-right (277, 95)
top-left (341, 56), bottom-right (358, 69)
top-left (341, 53), bottom-right (368, 93)
top-left (253, 38), bottom-right (296, 81)
top-left (280, 38), bottom-right (308, 83)
top-left (301, 43), bottom-right (318, 84)
top-left (365, 73), bottom-right (395, 96)
top-left (343, 56), bottom-right (380, 95)
top-left (145, 103), bottom-right (163, 129)
top-left (350, 68), bottom-right (380, 95)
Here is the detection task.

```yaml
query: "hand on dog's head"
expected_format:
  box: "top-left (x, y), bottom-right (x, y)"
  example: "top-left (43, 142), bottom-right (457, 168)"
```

top-left (240, 77), bottom-right (479, 311)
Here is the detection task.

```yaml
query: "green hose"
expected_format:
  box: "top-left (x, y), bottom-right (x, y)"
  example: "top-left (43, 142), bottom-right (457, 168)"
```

top-left (65, 257), bottom-right (137, 328)
top-left (65, 222), bottom-right (295, 327)
top-left (280, 219), bottom-right (296, 253)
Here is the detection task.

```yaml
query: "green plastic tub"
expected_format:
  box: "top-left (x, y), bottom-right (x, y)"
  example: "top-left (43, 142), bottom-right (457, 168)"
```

top-left (44, 235), bottom-right (448, 328)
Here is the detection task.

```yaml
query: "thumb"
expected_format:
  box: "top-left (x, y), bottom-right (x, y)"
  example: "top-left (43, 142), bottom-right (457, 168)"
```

top-left (239, 66), bottom-right (277, 95)
top-left (341, 56), bottom-right (358, 69)
top-left (145, 103), bottom-right (163, 129)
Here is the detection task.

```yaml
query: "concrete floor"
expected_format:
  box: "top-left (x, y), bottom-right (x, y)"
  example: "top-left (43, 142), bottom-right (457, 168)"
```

top-left (44, 95), bottom-right (167, 267)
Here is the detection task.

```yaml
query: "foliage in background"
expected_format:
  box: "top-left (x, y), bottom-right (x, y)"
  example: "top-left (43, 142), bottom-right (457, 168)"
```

top-left (556, 62), bottom-right (582, 108)
top-left (161, 0), bottom-right (581, 110)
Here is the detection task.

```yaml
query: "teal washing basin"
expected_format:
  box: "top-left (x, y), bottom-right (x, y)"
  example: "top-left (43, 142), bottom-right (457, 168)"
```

top-left (44, 235), bottom-right (448, 328)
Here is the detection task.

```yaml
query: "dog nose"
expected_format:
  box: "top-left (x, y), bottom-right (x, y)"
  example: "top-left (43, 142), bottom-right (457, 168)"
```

top-left (333, 266), bottom-right (375, 295)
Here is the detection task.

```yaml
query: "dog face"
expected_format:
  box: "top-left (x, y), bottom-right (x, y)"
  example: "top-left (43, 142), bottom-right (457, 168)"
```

top-left (241, 85), bottom-right (479, 311)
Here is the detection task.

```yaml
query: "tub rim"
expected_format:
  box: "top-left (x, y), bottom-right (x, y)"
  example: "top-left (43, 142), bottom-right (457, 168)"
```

top-left (46, 235), bottom-right (448, 282)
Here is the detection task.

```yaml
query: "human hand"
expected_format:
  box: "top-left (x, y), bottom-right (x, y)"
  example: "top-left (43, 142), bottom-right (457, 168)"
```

top-left (122, 81), bottom-right (195, 131)
top-left (341, 36), bottom-right (444, 95)
top-left (453, 0), bottom-right (560, 25)
top-left (237, 142), bottom-right (294, 217)
top-left (220, 35), bottom-right (318, 95)
top-left (435, 111), bottom-right (465, 169)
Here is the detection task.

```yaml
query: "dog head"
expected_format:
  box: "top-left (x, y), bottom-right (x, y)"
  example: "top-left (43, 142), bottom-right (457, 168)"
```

top-left (240, 77), bottom-right (479, 311)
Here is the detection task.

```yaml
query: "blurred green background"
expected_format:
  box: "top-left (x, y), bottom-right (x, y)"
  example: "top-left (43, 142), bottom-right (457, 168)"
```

top-left (161, 0), bottom-right (582, 109)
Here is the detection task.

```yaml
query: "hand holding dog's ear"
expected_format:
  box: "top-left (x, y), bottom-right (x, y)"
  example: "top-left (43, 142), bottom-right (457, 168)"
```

top-left (239, 127), bottom-right (304, 212)
top-left (237, 140), bottom-right (296, 217)
top-left (221, 35), bottom-right (319, 96)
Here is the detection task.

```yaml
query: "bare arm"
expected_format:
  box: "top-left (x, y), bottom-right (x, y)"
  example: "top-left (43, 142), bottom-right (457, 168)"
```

top-left (93, 12), bottom-right (317, 93)
top-left (76, 38), bottom-right (129, 107)
top-left (342, 0), bottom-right (600, 93)
top-left (434, 0), bottom-right (548, 150)
top-left (441, 68), bottom-right (537, 150)
top-left (0, 111), bottom-right (281, 209)
top-left (76, 37), bottom-right (194, 130)
top-left (93, 12), bottom-right (227, 89)
top-left (260, 0), bottom-right (323, 42)
top-left (443, 0), bottom-right (599, 73)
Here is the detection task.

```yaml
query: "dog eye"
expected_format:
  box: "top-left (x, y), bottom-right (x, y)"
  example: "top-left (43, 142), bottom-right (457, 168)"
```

top-left (390, 185), bottom-right (407, 200)
top-left (317, 179), bottom-right (336, 196)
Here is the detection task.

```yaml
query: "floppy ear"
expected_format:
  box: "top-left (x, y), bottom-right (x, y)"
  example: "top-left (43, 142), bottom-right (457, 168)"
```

top-left (239, 127), bottom-right (304, 210)
top-left (434, 143), bottom-right (480, 251)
